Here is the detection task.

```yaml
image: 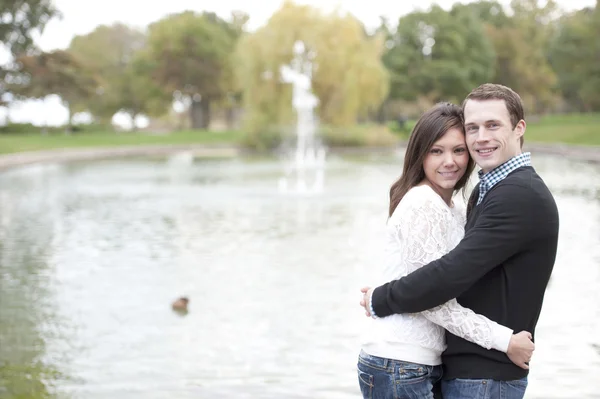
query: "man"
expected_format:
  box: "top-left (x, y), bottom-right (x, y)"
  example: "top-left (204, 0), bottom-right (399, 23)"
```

top-left (360, 83), bottom-right (559, 399)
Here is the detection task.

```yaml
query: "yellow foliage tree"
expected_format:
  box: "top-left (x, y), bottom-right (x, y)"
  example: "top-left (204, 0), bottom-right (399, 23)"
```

top-left (234, 1), bottom-right (389, 134)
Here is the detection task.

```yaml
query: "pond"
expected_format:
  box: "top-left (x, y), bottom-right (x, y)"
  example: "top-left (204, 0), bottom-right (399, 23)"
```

top-left (0, 151), bottom-right (598, 398)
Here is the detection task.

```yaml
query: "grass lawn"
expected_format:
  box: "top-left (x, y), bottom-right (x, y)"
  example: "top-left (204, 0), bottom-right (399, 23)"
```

top-left (0, 113), bottom-right (597, 155)
top-left (394, 113), bottom-right (600, 146)
top-left (0, 129), bottom-right (245, 155)
top-left (524, 113), bottom-right (600, 146)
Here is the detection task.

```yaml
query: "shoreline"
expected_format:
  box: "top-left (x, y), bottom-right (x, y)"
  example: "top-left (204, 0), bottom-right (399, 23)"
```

top-left (0, 144), bottom-right (241, 171)
top-left (0, 142), bottom-right (598, 171)
top-left (521, 143), bottom-right (600, 164)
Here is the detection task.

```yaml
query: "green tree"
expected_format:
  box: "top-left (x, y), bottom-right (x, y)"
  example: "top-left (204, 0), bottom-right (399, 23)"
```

top-left (460, 1), bottom-right (512, 28)
top-left (451, 1), bottom-right (558, 113)
top-left (143, 11), bottom-right (242, 129)
top-left (117, 52), bottom-right (173, 129)
top-left (8, 50), bottom-right (97, 132)
top-left (384, 5), bottom-right (495, 105)
top-left (0, 0), bottom-right (58, 55)
top-left (69, 23), bottom-right (169, 127)
top-left (234, 1), bottom-right (389, 134)
top-left (507, 0), bottom-right (559, 112)
top-left (0, 0), bottom-right (60, 104)
top-left (549, 5), bottom-right (600, 111)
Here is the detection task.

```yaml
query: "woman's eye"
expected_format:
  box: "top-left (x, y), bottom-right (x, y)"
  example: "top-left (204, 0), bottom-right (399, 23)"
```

top-left (455, 148), bottom-right (466, 153)
top-left (430, 149), bottom-right (442, 154)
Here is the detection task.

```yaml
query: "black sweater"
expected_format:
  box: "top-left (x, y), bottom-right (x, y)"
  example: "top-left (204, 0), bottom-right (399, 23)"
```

top-left (371, 166), bottom-right (559, 380)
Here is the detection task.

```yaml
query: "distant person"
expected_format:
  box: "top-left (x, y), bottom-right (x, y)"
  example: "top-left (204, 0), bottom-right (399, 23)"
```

top-left (356, 102), bottom-right (535, 399)
top-left (360, 84), bottom-right (559, 399)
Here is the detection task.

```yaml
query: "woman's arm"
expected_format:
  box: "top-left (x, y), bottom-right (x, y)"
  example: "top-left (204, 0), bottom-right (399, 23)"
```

top-left (373, 184), bottom-right (535, 316)
top-left (393, 193), bottom-right (512, 352)
top-left (420, 299), bottom-right (511, 352)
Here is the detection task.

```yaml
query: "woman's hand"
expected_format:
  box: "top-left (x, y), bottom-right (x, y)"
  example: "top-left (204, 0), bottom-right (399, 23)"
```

top-left (507, 331), bottom-right (535, 369)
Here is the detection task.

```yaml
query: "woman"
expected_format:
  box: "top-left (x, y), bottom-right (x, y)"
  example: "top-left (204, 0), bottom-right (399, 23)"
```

top-left (357, 103), bottom-right (534, 399)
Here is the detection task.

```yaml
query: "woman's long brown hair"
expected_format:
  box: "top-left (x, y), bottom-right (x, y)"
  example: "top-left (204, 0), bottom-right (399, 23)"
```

top-left (389, 102), bottom-right (474, 217)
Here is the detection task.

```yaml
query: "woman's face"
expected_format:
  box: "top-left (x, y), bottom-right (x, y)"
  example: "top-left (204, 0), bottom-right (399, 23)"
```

top-left (423, 127), bottom-right (470, 194)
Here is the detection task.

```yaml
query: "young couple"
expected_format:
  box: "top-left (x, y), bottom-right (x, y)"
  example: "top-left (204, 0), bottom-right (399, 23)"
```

top-left (357, 84), bottom-right (559, 399)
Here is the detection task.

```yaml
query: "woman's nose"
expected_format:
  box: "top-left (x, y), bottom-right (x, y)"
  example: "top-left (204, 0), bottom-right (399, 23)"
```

top-left (443, 153), bottom-right (456, 166)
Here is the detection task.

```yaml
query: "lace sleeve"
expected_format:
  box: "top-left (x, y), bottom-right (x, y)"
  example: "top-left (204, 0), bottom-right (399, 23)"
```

top-left (393, 192), bottom-right (513, 352)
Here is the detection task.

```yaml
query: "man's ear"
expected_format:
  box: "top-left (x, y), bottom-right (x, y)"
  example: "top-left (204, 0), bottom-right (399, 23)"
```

top-left (514, 119), bottom-right (526, 139)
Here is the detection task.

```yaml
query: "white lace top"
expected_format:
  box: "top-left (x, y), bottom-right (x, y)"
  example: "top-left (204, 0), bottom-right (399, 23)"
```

top-left (361, 185), bottom-right (513, 366)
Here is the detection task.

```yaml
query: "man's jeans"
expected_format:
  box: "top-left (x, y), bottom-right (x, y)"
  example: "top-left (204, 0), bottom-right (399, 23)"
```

top-left (357, 350), bottom-right (443, 398)
top-left (442, 377), bottom-right (528, 399)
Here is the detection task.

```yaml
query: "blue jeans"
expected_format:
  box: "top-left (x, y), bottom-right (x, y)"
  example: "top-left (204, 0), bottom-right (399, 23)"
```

top-left (357, 350), bottom-right (443, 399)
top-left (442, 377), bottom-right (528, 399)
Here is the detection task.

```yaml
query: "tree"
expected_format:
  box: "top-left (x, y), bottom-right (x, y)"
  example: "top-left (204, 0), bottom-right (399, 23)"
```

top-left (0, 0), bottom-right (60, 105)
top-left (450, 1), bottom-right (559, 113)
top-left (143, 11), bottom-right (242, 129)
top-left (117, 52), bottom-right (173, 129)
top-left (384, 5), bottom-right (495, 105)
top-left (549, 5), bottom-right (600, 111)
top-left (8, 50), bottom-right (97, 132)
top-left (68, 23), bottom-right (169, 127)
top-left (234, 1), bottom-right (389, 133)
top-left (508, 0), bottom-right (559, 112)
top-left (460, 0), bottom-right (512, 28)
top-left (0, 0), bottom-right (58, 55)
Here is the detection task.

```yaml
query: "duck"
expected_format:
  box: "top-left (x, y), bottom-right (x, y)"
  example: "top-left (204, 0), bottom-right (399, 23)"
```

top-left (171, 296), bottom-right (189, 311)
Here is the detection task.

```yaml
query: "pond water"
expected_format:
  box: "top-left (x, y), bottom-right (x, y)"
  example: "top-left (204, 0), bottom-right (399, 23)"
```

top-left (0, 152), bottom-right (598, 398)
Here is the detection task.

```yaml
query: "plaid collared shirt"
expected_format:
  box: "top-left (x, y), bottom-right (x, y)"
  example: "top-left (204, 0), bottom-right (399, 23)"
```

top-left (477, 152), bottom-right (532, 205)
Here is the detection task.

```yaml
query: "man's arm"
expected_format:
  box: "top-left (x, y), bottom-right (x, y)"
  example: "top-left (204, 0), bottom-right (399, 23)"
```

top-left (371, 183), bottom-right (533, 318)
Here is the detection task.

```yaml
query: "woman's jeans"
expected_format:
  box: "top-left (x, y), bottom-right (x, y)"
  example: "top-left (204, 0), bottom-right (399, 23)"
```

top-left (357, 350), bottom-right (443, 399)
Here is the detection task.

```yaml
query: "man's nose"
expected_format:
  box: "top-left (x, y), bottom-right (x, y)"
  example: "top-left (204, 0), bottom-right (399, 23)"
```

top-left (476, 128), bottom-right (491, 142)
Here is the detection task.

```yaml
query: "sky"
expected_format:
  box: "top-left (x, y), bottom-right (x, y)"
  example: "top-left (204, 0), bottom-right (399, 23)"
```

top-left (2, 0), bottom-right (596, 128)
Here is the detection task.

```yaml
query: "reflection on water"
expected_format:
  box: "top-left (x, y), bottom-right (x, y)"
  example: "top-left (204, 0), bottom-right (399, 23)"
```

top-left (0, 153), bottom-right (598, 398)
top-left (0, 165), bottom-right (73, 398)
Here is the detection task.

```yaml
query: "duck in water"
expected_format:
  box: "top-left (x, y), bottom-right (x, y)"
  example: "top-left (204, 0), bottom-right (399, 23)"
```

top-left (171, 297), bottom-right (189, 312)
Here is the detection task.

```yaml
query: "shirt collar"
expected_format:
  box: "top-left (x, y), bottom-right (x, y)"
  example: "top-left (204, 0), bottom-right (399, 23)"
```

top-left (478, 152), bottom-right (532, 186)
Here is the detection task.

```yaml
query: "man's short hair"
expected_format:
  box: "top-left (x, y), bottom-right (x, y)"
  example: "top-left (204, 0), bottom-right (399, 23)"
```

top-left (462, 83), bottom-right (525, 147)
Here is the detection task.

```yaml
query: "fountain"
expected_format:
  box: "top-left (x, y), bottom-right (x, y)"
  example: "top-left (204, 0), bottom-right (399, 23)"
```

top-left (278, 41), bottom-right (327, 195)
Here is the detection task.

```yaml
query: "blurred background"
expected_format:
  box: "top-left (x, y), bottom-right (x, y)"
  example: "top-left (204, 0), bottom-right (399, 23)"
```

top-left (0, 0), bottom-right (599, 398)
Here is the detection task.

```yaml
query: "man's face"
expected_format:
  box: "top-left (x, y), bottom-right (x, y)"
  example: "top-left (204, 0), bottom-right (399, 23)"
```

top-left (464, 99), bottom-right (525, 173)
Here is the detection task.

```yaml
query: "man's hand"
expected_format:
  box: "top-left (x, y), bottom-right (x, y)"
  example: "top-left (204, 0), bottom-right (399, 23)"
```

top-left (507, 331), bottom-right (535, 369)
top-left (359, 287), bottom-right (374, 317)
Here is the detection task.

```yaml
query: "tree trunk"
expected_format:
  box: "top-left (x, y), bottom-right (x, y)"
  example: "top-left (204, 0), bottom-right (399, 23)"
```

top-left (376, 100), bottom-right (388, 124)
top-left (225, 107), bottom-right (235, 129)
top-left (189, 97), bottom-right (211, 129)
top-left (64, 102), bottom-right (72, 135)
top-left (42, 96), bottom-right (49, 135)
top-left (5, 104), bottom-right (12, 124)
top-left (130, 112), bottom-right (138, 131)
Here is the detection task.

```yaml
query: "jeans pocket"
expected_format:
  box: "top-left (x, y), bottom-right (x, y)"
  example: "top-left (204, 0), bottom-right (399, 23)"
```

top-left (506, 378), bottom-right (527, 388)
top-left (442, 379), bottom-right (487, 399)
top-left (397, 363), bottom-right (429, 384)
top-left (505, 378), bottom-right (528, 398)
top-left (357, 367), bottom-right (374, 399)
